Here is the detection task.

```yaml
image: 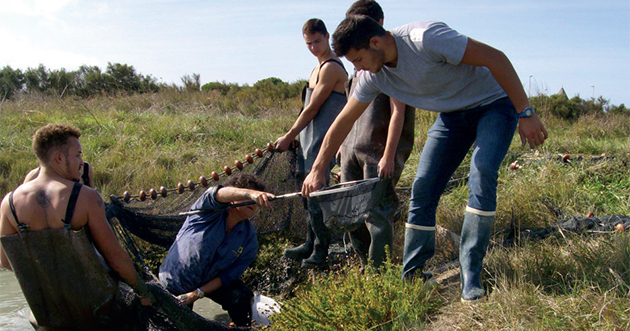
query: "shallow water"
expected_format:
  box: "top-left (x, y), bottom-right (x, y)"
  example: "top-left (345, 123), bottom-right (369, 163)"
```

top-left (0, 269), bottom-right (31, 331)
top-left (0, 268), bottom-right (230, 329)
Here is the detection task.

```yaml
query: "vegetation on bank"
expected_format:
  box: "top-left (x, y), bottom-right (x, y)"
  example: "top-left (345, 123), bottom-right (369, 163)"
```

top-left (0, 75), bottom-right (628, 330)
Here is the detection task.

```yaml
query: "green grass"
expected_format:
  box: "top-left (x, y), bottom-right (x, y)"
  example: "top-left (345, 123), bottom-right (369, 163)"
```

top-left (1, 91), bottom-right (629, 330)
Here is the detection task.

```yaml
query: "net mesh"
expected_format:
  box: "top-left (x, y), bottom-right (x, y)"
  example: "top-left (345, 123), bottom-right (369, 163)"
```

top-left (309, 178), bottom-right (382, 233)
top-left (103, 145), bottom-right (311, 330)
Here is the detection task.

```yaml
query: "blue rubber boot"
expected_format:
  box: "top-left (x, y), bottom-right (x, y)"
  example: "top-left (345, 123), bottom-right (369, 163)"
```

top-left (459, 209), bottom-right (494, 302)
top-left (401, 224), bottom-right (435, 282)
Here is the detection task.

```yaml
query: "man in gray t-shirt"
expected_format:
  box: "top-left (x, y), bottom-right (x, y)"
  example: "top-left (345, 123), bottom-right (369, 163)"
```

top-left (302, 16), bottom-right (547, 302)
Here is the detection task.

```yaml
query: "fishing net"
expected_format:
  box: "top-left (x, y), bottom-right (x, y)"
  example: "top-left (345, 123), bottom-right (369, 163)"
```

top-left (309, 178), bottom-right (382, 233)
top-left (105, 144), bottom-right (309, 260)
top-left (103, 144), bottom-right (319, 330)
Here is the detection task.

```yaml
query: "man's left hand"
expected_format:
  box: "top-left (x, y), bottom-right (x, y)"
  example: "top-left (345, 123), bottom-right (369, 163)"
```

top-left (177, 291), bottom-right (199, 306)
top-left (378, 158), bottom-right (394, 179)
top-left (518, 114), bottom-right (548, 149)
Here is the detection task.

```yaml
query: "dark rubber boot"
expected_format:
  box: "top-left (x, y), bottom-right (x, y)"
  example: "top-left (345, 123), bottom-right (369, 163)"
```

top-left (283, 217), bottom-right (314, 261)
top-left (459, 210), bottom-right (494, 302)
top-left (301, 207), bottom-right (330, 269)
top-left (401, 224), bottom-right (435, 282)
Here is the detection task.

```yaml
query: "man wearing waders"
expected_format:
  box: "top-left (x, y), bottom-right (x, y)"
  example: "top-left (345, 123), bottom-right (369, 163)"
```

top-left (340, 0), bottom-right (414, 270)
top-left (0, 123), bottom-right (154, 330)
top-left (274, 18), bottom-right (348, 269)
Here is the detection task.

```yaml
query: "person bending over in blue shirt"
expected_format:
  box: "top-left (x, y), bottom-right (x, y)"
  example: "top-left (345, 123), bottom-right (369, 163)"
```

top-left (159, 173), bottom-right (274, 326)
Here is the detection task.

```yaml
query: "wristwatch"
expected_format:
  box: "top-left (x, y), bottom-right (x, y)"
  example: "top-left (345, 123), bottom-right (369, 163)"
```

top-left (517, 107), bottom-right (535, 118)
top-left (196, 288), bottom-right (205, 299)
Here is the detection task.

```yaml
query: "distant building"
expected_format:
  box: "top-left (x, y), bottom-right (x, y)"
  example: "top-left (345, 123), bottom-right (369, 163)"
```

top-left (556, 87), bottom-right (566, 96)
top-left (556, 87), bottom-right (568, 99)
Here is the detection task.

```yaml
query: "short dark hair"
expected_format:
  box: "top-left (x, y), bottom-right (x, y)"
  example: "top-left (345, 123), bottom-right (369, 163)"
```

top-left (332, 15), bottom-right (385, 57)
top-left (346, 0), bottom-right (384, 22)
top-left (224, 173), bottom-right (266, 192)
top-left (302, 18), bottom-right (328, 36)
top-left (32, 123), bottom-right (82, 163)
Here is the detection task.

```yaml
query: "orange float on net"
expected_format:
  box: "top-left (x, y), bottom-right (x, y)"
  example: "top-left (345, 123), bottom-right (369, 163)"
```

top-left (187, 180), bottom-right (195, 191)
top-left (267, 142), bottom-right (274, 152)
top-left (160, 186), bottom-right (168, 198)
top-left (615, 223), bottom-right (625, 233)
top-left (255, 148), bottom-right (263, 158)
top-left (139, 190), bottom-right (147, 201)
top-left (149, 188), bottom-right (158, 200)
top-left (235, 160), bottom-right (244, 170)
top-left (562, 154), bottom-right (571, 163)
top-left (223, 166), bottom-right (232, 176)
top-left (123, 191), bottom-right (131, 203)
top-left (199, 176), bottom-right (208, 186)
top-left (211, 171), bottom-right (220, 181)
top-left (245, 154), bottom-right (254, 164)
top-left (177, 182), bottom-right (185, 194)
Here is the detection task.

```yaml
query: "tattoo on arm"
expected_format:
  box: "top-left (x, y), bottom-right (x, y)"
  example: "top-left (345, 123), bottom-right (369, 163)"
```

top-left (35, 190), bottom-right (50, 208)
top-left (96, 194), bottom-right (104, 208)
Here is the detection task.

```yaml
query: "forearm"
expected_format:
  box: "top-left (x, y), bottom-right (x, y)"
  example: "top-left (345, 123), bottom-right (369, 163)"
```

top-left (382, 99), bottom-right (406, 162)
top-left (215, 187), bottom-right (258, 203)
top-left (104, 247), bottom-right (141, 285)
top-left (488, 52), bottom-right (530, 112)
top-left (199, 276), bottom-right (223, 295)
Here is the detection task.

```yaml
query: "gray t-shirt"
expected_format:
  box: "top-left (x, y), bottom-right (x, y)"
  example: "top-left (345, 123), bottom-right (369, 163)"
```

top-left (353, 21), bottom-right (507, 112)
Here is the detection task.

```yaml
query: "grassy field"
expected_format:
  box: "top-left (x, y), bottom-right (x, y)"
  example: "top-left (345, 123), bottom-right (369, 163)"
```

top-left (1, 90), bottom-right (628, 330)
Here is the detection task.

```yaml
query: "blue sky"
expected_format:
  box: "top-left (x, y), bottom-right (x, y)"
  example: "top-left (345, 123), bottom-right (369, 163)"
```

top-left (1, 0), bottom-right (628, 106)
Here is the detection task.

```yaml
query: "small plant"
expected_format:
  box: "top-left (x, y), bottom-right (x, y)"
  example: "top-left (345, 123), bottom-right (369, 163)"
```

top-left (270, 256), bottom-right (441, 330)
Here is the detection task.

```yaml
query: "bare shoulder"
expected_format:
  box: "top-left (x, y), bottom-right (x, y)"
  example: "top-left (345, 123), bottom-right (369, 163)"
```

top-left (320, 59), bottom-right (347, 79)
top-left (72, 185), bottom-right (107, 228)
top-left (78, 185), bottom-right (105, 209)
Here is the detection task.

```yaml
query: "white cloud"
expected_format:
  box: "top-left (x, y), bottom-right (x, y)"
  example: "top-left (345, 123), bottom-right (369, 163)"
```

top-left (0, 27), bottom-right (102, 71)
top-left (1, 0), bottom-right (76, 15)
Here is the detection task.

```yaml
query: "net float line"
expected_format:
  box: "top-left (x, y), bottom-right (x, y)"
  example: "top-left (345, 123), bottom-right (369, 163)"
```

top-left (118, 141), bottom-right (296, 203)
top-left (507, 152), bottom-right (629, 172)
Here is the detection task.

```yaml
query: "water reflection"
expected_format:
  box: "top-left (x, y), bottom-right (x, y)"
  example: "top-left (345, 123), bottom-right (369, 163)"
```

top-left (0, 269), bottom-right (31, 331)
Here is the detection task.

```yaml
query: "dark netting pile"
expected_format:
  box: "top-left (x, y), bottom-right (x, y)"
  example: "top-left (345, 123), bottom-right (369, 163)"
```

top-left (104, 145), bottom-right (311, 330)
top-left (503, 214), bottom-right (630, 246)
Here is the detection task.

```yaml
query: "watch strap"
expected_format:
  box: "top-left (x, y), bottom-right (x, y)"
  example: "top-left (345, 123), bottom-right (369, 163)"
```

top-left (518, 107), bottom-right (535, 118)
top-left (196, 288), bottom-right (205, 298)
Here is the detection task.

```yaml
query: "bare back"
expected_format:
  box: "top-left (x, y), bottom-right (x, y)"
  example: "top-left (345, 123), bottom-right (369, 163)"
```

top-left (3, 177), bottom-right (91, 233)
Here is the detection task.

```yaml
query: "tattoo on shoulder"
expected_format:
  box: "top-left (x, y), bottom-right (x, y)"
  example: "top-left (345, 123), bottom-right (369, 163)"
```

top-left (96, 194), bottom-right (104, 208)
top-left (35, 190), bottom-right (50, 207)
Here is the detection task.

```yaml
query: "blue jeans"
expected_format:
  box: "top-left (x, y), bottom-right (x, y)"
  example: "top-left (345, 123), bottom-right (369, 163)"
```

top-left (407, 97), bottom-right (518, 228)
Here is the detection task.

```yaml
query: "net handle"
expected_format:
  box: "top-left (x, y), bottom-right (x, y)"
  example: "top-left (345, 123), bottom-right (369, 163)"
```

top-left (178, 192), bottom-right (302, 216)
top-left (309, 177), bottom-right (380, 197)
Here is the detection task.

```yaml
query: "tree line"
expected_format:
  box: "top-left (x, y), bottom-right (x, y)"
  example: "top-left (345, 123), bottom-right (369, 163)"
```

top-left (1, 63), bottom-right (625, 119)
top-left (0, 63), bottom-right (305, 102)
top-left (0, 63), bottom-right (161, 99)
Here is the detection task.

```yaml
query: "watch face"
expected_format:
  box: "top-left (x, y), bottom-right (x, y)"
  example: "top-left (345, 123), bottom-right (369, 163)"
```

top-left (519, 108), bottom-right (533, 118)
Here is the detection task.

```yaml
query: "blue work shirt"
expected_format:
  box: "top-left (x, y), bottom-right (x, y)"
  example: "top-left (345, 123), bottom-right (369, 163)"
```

top-left (158, 185), bottom-right (258, 295)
